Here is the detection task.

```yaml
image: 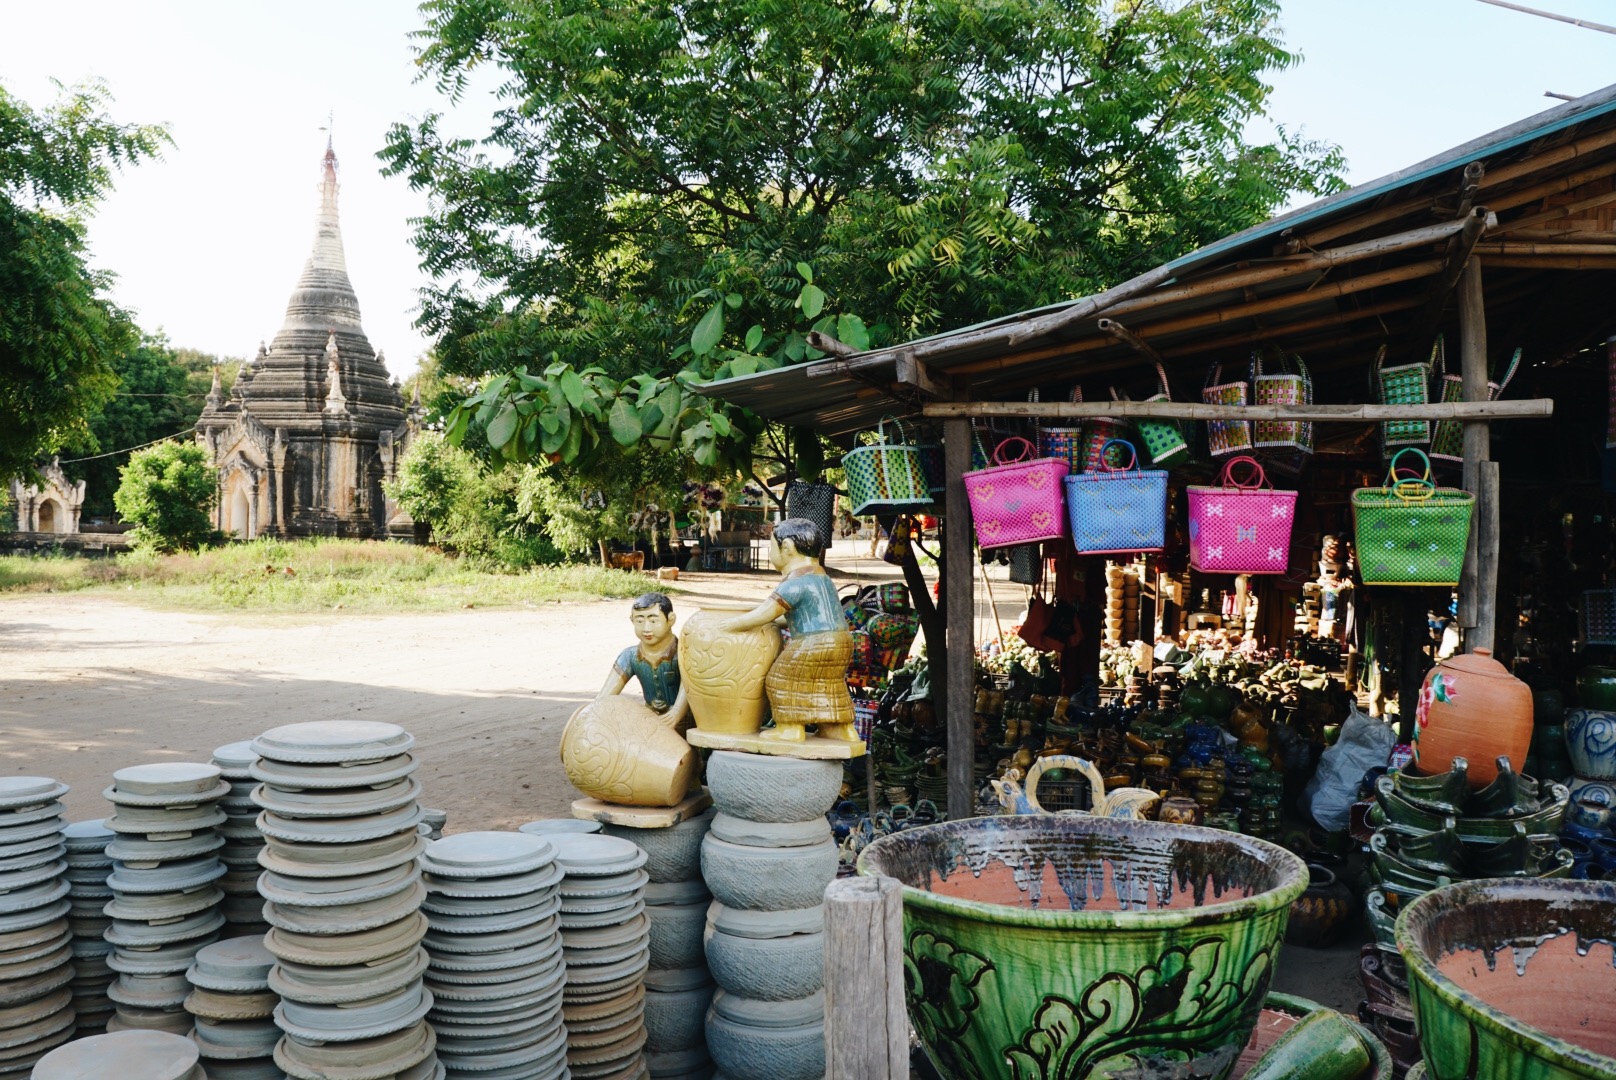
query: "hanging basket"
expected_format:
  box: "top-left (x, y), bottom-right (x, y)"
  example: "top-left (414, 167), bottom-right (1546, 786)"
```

top-left (1063, 440), bottom-right (1168, 555)
top-left (1253, 349), bottom-right (1314, 455)
top-left (1203, 362), bottom-right (1252, 458)
top-left (1431, 346), bottom-right (1521, 463)
top-left (784, 480), bottom-right (836, 547)
top-left (1352, 448), bottom-right (1474, 587)
top-left (1186, 456), bottom-right (1298, 575)
top-left (1132, 363), bottom-right (1190, 467)
top-left (1376, 343), bottom-right (1433, 452)
top-left (962, 437), bottom-right (1069, 549)
top-left (841, 418), bottom-right (933, 516)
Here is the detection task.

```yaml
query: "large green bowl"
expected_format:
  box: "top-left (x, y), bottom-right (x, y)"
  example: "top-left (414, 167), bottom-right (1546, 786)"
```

top-left (858, 815), bottom-right (1308, 1080)
top-left (1397, 878), bottom-right (1616, 1080)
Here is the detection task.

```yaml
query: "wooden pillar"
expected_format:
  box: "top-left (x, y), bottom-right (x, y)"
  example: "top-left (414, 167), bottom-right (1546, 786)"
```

top-left (823, 875), bottom-right (907, 1078)
top-left (943, 417), bottom-right (975, 821)
top-left (1456, 258), bottom-right (1500, 651)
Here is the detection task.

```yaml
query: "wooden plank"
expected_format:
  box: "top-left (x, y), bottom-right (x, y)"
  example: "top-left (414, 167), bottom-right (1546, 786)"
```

top-left (824, 875), bottom-right (908, 1079)
top-left (1479, 255), bottom-right (1616, 269)
top-left (922, 399), bottom-right (1553, 422)
top-left (1472, 461), bottom-right (1502, 653)
top-left (943, 417), bottom-right (976, 822)
top-left (1458, 259), bottom-right (1489, 631)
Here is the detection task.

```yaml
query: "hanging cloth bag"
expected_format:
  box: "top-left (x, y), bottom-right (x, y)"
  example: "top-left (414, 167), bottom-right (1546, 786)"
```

top-left (841, 418), bottom-right (933, 516)
top-left (1131, 362), bottom-right (1190, 467)
top-left (1376, 343), bottom-right (1433, 453)
top-left (1431, 345), bottom-right (1521, 463)
top-left (1063, 439), bottom-right (1168, 555)
top-left (1352, 448), bottom-right (1474, 587)
top-left (785, 480), bottom-right (837, 549)
top-left (1186, 456), bottom-right (1298, 574)
top-left (1202, 363), bottom-right (1252, 458)
top-left (962, 436), bottom-right (1069, 549)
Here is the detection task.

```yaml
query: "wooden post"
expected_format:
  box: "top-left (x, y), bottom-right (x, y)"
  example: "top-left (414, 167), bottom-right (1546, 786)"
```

top-left (824, 875), bottom-right (909, 1079)
top-left (1472, 462), bottom-right (1501, 653)
top-left (1457, 259), bottom-right (1490, 639)
top-left (943, 417), bottom-right (976, 822)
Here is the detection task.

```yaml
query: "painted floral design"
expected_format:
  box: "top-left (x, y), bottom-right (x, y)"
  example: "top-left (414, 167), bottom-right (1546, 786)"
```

top-left (1003, 937), bottom-right (1275, 1080)
top-left (904, 929), bottom-right (995, 1078)
top-left (1415, 673), bottom-right (1458, 742)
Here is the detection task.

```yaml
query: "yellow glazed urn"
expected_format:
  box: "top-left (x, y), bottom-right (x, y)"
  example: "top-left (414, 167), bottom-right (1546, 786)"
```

top-left (679, 601), bottom-right (783, 735)
top-left (560, 696), bottom-right (699, 807)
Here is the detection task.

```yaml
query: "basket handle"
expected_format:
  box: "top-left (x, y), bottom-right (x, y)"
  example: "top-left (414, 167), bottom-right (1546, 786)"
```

top-left (991, 437), bottom-right (1036, 466)
top-left (1069, 385), bottom-right (1083, 404)
top-left (877, 415), bottom-right (910, 446)
top-left (1153, 361), bottom-right (1173, 401)
top-left (1430, 335), bottom-right (1446, 381)
top-left (1494, 347), bottom-right (1523, 394)
top-left (1099, 439), bottom-right (1139, 473)
top-left (1384, 447), bottom-right (1435, 487)
top-left (1205, 363), bottom-right (1222, 390)
top-left (1219, 455), bottom-right (1271, 490)
top-left (1393, 478), bottom-right (1437, 503)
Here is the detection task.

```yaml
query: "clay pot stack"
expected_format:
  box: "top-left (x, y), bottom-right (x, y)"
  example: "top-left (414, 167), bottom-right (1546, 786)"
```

top-left (103, 763), bottom-right (232, 1037)
top-left (418, 831), bottom-right (568, 1078)
top-left (184, 935), bottom-right (281, 1078)
top-left (35, 1028), bottom-right (209, 1080)
top-left (553, 833), bottom-right (651, 1080)
top-left (602, 810), bottom-right (715, 1080)
top-left (63, 818), bottom-right (117, 1033)
top-left (0, 776), bottom-right (75, 1071)
top-left (212, 742), bottom-right (271, 941)
top-left (699, 753), bottom-right (837, 1080)
top-left (249, 720), bottom-right (440, 1080)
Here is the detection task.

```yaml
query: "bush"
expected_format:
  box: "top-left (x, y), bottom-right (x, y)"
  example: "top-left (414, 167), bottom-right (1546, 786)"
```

top-left (385, 433), bottom-right (559, 570)
top-left (113, 440), bottom-right (219, 552)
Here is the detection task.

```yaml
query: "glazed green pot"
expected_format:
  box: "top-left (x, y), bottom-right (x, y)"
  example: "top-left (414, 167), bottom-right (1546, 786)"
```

top-left (1575, 666), bottom-right (1616, 710)
top-left (1233, 993), bottom-right (1393, 1080)
top-left (1397, 878), bottom-right (1616, 1080)
top-left (858, 816), bottom-right (1308, 1080)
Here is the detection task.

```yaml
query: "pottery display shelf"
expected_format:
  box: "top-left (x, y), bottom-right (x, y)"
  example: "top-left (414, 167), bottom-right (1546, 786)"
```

top-left (103, 762), bottom-right (232, 1038)
top-left (698, 752), bottom-right (840, 1080)
top-left (684, 729), bottom-right (864, 761)
top-left (63, 817), bottom-right (116, 1034)
top-left (418, 831), bottom-right (569, 1079)
top-left (182, 934), bottom-right (281, 1079)
top-left (0, 775), bottom-right (75, 1075)
top-left (249, 720), bottom-right (442, 1080)
top-left (571, 790), bottom-right (713, 831)
top-left (211, 742), bottom-right (271, 941)
top-left (552, 833), bottom-right (652, 1079)
top-left (35, 1028), bottom-right (209, 1080)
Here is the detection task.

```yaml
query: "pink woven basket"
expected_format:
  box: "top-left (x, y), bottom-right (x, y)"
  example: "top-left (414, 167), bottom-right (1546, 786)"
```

top-left (1187, 456), bottom-right (1298, 574)
top-left (963, 437), bottom-right (1070, 549)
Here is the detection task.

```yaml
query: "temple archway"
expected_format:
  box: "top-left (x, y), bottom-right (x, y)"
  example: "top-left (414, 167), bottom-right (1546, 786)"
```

top-left (229, 486), bottom-right (252, 539)
top-left (36, 499), bottom-right (59, 533)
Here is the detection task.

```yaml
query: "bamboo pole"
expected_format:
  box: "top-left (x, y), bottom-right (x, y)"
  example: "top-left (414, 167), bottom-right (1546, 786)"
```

top-left (1475, 241), bottom-right (1616, 255)
top-left (942, 418), bottom-right (975, 822)
top-left (1495, 228), bottom-right (1616, 242)
top-left (1480, 255), bottom-right (1616, 269)
top-left (1412, 206), bottom-right (1493, 351)
top-left (922, 400), bottom-right (1552, 422)
top-left (1486, 159), bottom-right (1616, 214)
top-left (1497, 186), bottom-right (1616, 233)
top-left (1458, 259), bottom-right (1490, 636)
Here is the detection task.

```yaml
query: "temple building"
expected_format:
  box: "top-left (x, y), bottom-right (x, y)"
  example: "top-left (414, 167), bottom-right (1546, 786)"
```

top-left (196, 142), bottom-right (415, 539)
top-left (8, 459), bottom-right (85, 534)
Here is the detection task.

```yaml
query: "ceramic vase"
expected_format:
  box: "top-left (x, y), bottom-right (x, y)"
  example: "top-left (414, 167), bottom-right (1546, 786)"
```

top-left (859, 815), bottom-right (1308, 1080)
top-left (560, 696), bottom-right (699, 807)
top-left (1564, 709), bottom-right (1616, 780)
top-left (680, 602), bottom-right (782, 735)
top-left (1413, 648), bottom-right (1532, 789)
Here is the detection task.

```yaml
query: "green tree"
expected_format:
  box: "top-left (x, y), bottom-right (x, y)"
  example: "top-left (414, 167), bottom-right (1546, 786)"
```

top-left (66, 333), bottom-right (193, 518)
top-left (515, 450), bottom-right (690, 566)
top-left (0, 81), bottom-right (170, 482)
top-left (113, 440), bottom-right (218, 552)
top-left (385, 432), bottom-right (558, 569)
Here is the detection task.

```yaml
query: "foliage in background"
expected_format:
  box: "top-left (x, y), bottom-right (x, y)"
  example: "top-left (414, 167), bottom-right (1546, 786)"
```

top-left (0, 81), bottom-right (170, 482)
top-left (383, 0), bottom-right (1344, 477)
top-left (0, 538), bottom-right (652, 613)
top-left (515, 450), bottom-right (689, 565)
top-left (112, 440), bottom-right (218, 552)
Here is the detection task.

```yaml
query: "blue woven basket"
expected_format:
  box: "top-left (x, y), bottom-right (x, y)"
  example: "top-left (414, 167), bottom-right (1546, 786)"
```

top-left (1063, 440), bottom-right (1168, 555)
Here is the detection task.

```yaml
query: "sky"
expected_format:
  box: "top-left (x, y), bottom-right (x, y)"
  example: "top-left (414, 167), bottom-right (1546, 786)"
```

top-left (1, 1), bottom-right (1613, 382)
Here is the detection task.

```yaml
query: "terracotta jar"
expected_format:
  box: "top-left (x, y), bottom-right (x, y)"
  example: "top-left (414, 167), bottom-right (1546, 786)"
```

top-left (1413, 648), bottom-right (1532, 789)
top-left (679, 601), bottom-right (782, 735)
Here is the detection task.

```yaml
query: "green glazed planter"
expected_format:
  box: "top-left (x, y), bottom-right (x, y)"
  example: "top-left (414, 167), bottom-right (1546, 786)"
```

top-left (1234, 993), bottom-right (1393, 1079)
top-left (1397, 878), bottom-right (1616, 1080)
top-left (1574, 666), bottom-right (1616, 710)
top-left (858, 815), bottom-right (1308, 1080)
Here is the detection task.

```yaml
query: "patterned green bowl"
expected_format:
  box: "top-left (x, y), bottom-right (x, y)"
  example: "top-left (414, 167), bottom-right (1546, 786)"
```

top-left (1397, 878), bottom-right (1616, 1080)
top-left (858, 815), bottom-right (1308, 1080)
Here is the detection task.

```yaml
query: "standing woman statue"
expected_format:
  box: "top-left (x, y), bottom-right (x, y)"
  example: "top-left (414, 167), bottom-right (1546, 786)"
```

top-left (719, 518), bottom-right (862, 745)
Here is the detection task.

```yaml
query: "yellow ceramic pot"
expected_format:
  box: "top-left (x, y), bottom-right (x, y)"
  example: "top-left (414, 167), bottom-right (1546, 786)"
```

top-left (679, 602), bottom-right (782, 735)
top-left (560, 696), bottom-right (698, 807)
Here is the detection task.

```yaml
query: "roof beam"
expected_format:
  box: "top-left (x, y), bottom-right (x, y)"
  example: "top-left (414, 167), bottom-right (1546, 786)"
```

top-left (1411, 203), bottom-right (1493, 351)
top-left (922, 399), bottom-right (1554, 422)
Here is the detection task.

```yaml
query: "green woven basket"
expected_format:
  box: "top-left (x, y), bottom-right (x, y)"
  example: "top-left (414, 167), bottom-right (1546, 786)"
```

top-left (1352, 448), bottom-right (1474, 586)
top-left (842, 418), bottom-right (933, 517)
top-left (1376, 343), bottom-right (1432, 451)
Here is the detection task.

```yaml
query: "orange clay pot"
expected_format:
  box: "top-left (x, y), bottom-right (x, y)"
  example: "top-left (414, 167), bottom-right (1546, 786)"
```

top-left (1413, 647), bottom-right (1532, 788)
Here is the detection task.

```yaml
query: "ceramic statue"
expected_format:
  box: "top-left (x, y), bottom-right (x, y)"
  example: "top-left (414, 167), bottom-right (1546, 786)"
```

top-left (681, 602), bottom-right (782, 736)
top-left (713, 519), bottom-right (862, 747)
top-left (1414, 648), bottom-right (1532, 788)
top-left (560, 593), bottom-right (700, 806)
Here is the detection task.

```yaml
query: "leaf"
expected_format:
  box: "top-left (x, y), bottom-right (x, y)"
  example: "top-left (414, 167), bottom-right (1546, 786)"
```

top-left (445, 407), bottom-right (470, 445)
top-left (710, 411), bottom-right (732, 437)
top-left (561, 418), bottom-right (583, 463)
top-left (607, 396), bottom-right (642, 446)
top-left (796, 262), bottom-right (813, 284)
top-left (799, 283), bottom-right (826, 320)
top-left (486, 403), bottom-right (518, 449)
top-left (728, 356), bottom-right (758, 378)
top-left (837, 313), bottom-right (870, 351)
top-left (724, 292), bottom-right (742, 309)
top-left (744, 325), bottom-right (763, 352)
top-left (558, 368), bottom-right (587, 410)
top-left (691, 302), bottom-right (725, 356)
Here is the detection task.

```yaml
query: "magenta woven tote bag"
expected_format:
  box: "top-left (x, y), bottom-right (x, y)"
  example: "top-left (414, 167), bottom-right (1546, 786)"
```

top-left (962, 437), bottom-right (1070, 549)
top-left (1187, 456), bottom-right (1298, 574)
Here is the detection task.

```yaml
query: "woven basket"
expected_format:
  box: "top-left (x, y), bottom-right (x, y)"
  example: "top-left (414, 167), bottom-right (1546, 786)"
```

top-left (784, 481), bottom-right (836, 549)
top-left (1431, 346), bottom-right (1520, 463)
top-left (1131, 363), bottom-right (1189, 467)
top-left (1064, 440), bottom-right (1168, 556)
top-left (1584, 589), bottom-right (1616, 646)
top-left (963, 437), bottom-right (1070, 549)
top-left (842, 419), bottom-right (932, 516)
top-left (1376, 343), bottom-right (1432, 451)
top-left (1203, 362), bottom-right (1251, 457)
top-left (1253, 349), bottom-right (1314, 456)
top-left (1186, 456), bottom-right (1298, 575)
top-left (1352, 448), bottom-right (1474, 586)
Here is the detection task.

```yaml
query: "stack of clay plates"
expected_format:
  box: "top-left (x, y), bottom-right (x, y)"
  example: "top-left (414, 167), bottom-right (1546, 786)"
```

top-left (183, 935), bottom-right (282, 1079)
top-left (250, 720), bottom-right (440, 1080)
top-left (63, 818), bottom-right (116, 1033)
top-left (518, 819), bottom-right (602, 837)
top-left (418, 831), bottom-right (566, 1078)
top-left (554, 834), bottom-right (650, 1080)
top-left (35, 1028), bottom-right (211, 1079)
top-left (0, 776), bottom-right (75, 1073)
top-left (213, 742), bottom-right (271, 940)
top-left (103, 763), bottom-right (230, 1036)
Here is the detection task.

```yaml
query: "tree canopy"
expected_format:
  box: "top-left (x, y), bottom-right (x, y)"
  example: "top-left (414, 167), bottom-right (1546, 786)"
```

top-left (384, 0), bottom-right (1343, 476)
top-left (0, 81), bottom-right (170, 484)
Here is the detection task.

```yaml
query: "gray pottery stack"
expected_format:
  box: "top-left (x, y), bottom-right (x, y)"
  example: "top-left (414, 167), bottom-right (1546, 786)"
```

top-left (699, 753), bottom-right (836, 1080)
top-left (554, 833), bottom-right (651, 1080)
top-left (519, 820), bottom-right (602, 837)
top-left (104, 763), bottom-right (232, 1037)
top-left (63, 817), bottom-right (116, 1033)
top-left (601, 810), bottom-right (714, 1080)
top-left (419, 831), bottom-right (567, 1078)
top-left (35, 1028), bottom-right (207, 1079)
top-left (0, 776), bottom-right (75, 1073)
top-left (212, 742), bottom-right (271, 941)
top-left (184, 935), bottom-right (282, 1078)
top-left (250, 720), bottom-right (440, 1080)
